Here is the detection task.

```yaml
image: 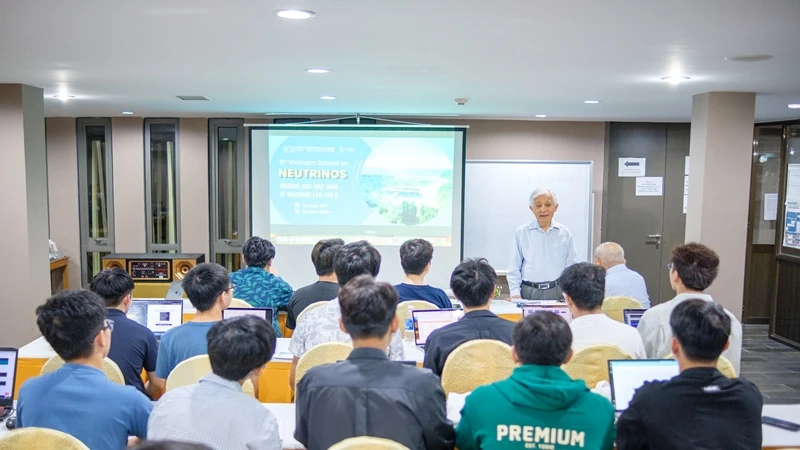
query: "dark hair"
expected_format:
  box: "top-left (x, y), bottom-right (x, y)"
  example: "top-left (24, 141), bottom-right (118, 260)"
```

top-left (338, 275), bottom-right (398, 339)
top-left (670, 299), bottom-right (731, 362)
top-left (132, 442), bottom-right (211, 450)
top-left (450, 258), bottom-right (497, 307)
top-left (36, 290), bottom-right (107, 361)
top-left (670, 243), bottom-right (719, 291)
top-left (513, 312), bottom-right (572, 366)
top-left (334, 241), bottom-right (381, 287)
top-left (182, 263), bottom-right (230, 312)
top-left (312, 239), bottom-right (345, 276)
top-left (207, 315), bottom-right (276, 381)
top-left (558, 262), bottom-right (605, 311)
top-left (399, 239), bottom-right (434, 275)
top-left (242, 236), bottom-right (276, 268)
top-left (90, 268), bottom-right (135, 308)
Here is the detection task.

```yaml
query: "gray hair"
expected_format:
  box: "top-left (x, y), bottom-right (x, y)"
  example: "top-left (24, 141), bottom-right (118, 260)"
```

top-left (529, 188), bottom-right (558, 206)
top-left (594, 242), bottom-right (625, 266)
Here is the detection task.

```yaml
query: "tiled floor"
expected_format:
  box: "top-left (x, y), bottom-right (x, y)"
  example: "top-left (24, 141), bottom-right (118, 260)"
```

top-left (740, 325), bottom-right (800, 404)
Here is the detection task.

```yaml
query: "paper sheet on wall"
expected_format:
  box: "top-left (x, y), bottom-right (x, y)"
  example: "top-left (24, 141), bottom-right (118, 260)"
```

top-left (684, 156), bottom-right (690, 175)
top-left (683, 194), bottom-right (688, 214)
top-left (635, 177), bottom-right (663, 196)
top-left (618, 158), bottom-right (646, 177)
top-left (684, 176), bottom-right (689, 195)
top-left (783, 164), bottom-right (800, 249)
top-left (764, 193), bottom-right (778, 221)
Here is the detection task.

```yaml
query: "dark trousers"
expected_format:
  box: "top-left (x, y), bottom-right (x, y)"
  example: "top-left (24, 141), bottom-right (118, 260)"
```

top-left (521, 284), bottom-right (564, 301)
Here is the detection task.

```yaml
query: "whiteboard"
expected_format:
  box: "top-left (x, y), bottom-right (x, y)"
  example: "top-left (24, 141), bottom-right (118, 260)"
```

top-left (463, 160), bottom-right (594, 273)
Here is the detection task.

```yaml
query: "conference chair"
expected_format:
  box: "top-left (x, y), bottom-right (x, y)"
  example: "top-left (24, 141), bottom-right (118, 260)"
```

top-left (664, 353), bottom-right (737, 378)
top-left (601, 296), bottom-right (643, 323)
top-left (397, 300), bottom-right (439, 322)
top-left (0, 427), bottom-right (90, 450)
top-left (441, 339), bottom-right (515, 396)
top-left (329, 436), bottom-right (410, 450)
top-left (229, 298), bottom-right (253, 308)
top-left (294, 342), bottom-right (353, 388)
top-left (41, 355), bottom-right (125, 385)
top-left (296, 301), bottom-right (329, 325)
top-left (562, 344), bottom-right (633, 389)
top-left (166, 354), bottom-right (256, 397)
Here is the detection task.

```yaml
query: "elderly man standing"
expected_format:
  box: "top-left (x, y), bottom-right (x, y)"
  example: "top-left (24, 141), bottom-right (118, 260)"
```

top-left (594, 242), bottom-right (650, 308)
top-left (508, 188), bottom-right (578, 301)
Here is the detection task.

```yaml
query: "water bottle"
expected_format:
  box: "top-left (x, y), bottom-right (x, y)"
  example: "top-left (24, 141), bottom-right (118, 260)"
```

top-left (404, 306), bottom-right (415, 342)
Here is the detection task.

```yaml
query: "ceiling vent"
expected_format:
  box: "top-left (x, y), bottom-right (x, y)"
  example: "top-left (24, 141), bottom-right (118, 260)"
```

top-left (176, 95), bottom-right (210, 101)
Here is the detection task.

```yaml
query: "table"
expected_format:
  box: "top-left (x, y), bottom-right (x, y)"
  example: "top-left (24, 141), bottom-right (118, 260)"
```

top-left (49, 256), bottom-right (69, 295)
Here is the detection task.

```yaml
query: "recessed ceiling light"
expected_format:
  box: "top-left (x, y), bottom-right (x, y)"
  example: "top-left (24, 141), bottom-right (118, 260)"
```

top-left (320, 96), bottom-right (336, 100)
top-left (661, 75), bottom-right (690, 85)
top-left (789, 104), bottom-right (800, 109)
top-left (121, 111), bottom-right (134, 115)
top-left (584, 100), bottom-right (600, 104)
top-left (535, 114), bottom-right (547, 118)
top-left (53, 94), bottom-right (75, 100)
top-left (726, 55), bottom-right (773, 62)
top-left (307, 68), bottom-right (329, 74)
top-left (275, 9), bottom-right (315, 19)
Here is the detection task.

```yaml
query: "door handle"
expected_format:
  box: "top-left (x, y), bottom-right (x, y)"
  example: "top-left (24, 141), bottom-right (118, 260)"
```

top-left (93, 239), bottom-right (107, 245)
top-left (646, 234), bottom-right (662, 249)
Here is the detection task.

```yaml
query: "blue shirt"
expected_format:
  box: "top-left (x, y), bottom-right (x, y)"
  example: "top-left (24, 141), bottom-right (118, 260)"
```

top-left (17, 363), bottom-right (152, 450)
top-left (155, 321), bottom-right (216, 379)
top-left (507, 220), bottom-right (578, 296)
top-left (230, 266), bottom-right (294, 337)
top-left (605, 264), bottom-right (651, 308)
top-left (106, 309), bottom-right (159, 397)
top-left (394, 283), bottom-right (453, 309)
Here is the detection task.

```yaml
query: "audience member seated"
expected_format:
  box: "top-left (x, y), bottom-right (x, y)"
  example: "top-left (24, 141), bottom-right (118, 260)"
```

top-left (229, 236), bottom-right (293, 336)
top-left (560, 262), bottom-right (646, 358)
top-left (594, 242), bottom-right (650, 308)
top-left (616, 299), bottom-right (762, 450)
top-left (148, 316), bottom-right (280, 450)
top-left (295, 275), bottom-right (455, 450)
top-left (91, 268), bottom-right (164, 399)
top-left (286, 238), bottom-right (344, 330)
top-left (289, 240), bottom-right (405, 388)
top-left (394, 238), bottom-right (453, 309)
top-left (637, 243), bottom-right (742, 372)
top-left (156, 263), bottom-right (232, 380)
top-left (456, 311), bottom-right (615, 450)
top-left (17, 290), bottom-right (152, 450)
top-left (423, 258), bottom-right (514, 377)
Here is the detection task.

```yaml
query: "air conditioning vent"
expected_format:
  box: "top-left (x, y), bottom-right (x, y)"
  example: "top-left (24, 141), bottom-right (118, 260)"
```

top-left (176, 95), bottom-right (210, 101)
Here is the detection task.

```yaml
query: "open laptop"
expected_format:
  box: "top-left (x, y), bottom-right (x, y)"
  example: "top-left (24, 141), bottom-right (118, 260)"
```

top-left (623, 309), bottom-right (647, 328)
top-left (0, 348), bottom-right (18, 418)
top-left (222, 307), bottom-right (274, 323)
top-left (413, 309), bottom-right (464, 347)
top-left (609, 359), bottom-right (680, 414)
top-left (521, 304), bottom-right (573, 323)
top-left (128, 300), bottom-right (184, 339)
top-left (165, 280), bottom-right (185, 300)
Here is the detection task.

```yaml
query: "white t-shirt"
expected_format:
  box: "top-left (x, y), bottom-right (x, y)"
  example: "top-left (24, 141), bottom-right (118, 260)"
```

top-left (569, 313), bottom-right (647, 359)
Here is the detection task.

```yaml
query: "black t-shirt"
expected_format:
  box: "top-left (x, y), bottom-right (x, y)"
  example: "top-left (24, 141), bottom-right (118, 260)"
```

top-left (286, 281), bottom-right (340, 329)
top-left (105, 309), bottom-right (159, 398)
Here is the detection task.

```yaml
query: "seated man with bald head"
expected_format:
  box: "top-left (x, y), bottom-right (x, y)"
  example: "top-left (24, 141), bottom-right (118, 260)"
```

top-left (594, 242), bottom-right (650, 308)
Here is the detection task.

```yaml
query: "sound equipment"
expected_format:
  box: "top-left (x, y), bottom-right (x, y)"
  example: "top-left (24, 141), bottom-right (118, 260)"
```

top-left (101, 253), bottom-right (205, 298)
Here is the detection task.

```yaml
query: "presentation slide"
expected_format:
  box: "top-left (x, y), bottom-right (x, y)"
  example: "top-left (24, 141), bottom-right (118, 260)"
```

top-left (251, 127), bottom-right (466, 289)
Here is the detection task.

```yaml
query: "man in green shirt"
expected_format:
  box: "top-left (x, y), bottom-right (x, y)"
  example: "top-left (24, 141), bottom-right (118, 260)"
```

top-left (456, 311), bottom-right (615, 450)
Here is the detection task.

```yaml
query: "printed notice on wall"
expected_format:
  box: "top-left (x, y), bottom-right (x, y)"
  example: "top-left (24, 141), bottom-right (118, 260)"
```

top-left (764, 193), bottom-right (778, 221)
top-left (635, 177), bottom-right (663, 196)
top-left (685, 156), bottom-right (690, 175)
top-left (783, 164), bottom-right (800, 249)
top-left (683, 194), bottom-right (688, 214)
top-left (619, 158), bottom-right (646, 177)
top-left (684, 176), bottom-right (689, 195)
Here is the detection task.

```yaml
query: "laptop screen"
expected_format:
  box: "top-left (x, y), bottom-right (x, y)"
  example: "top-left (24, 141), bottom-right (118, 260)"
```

top-left (413, 309), bottom-right (463, 346)
top-left (128, 300), bottom-right (184, 337)
top-left (223, 307), bottom-right (274, 324)
top-left (521, 305), bottom-right (573, 323)
top-left (623, 309), bottom-right (647, 328)
top-left (0, 348), bottom-right (18, 406)
top-left (609, 359), bottom-right (679, 411)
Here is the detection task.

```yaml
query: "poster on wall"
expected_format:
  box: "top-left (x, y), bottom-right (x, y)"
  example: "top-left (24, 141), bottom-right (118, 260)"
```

top-left (782, 164), bottom-right (800, 249)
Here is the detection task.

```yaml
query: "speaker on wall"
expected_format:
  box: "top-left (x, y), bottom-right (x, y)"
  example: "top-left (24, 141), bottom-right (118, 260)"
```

top-left (102, 258), bottom-right (126, 270)
top-left (101, 253), bottom-right (205, 282)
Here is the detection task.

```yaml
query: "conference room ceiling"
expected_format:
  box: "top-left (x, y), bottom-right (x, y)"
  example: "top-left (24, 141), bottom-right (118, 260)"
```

top-left (1, 0), bottom-right (799, 121)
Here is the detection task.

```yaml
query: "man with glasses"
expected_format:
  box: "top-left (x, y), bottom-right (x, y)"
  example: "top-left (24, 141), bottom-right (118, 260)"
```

top-left (17, 290), bottom-right (153, 450)
top-left (156, 263), bottom-right (233, 380)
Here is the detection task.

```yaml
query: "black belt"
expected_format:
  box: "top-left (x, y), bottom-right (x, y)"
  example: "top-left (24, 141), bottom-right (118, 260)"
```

top-left (522, 280), bottom-right (559, 290)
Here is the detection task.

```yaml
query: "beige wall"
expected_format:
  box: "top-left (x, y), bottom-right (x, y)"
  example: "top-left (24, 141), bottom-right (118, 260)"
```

top-left (112, 117), bottom-right (147, 253)
top-left (179, 119), bottom-right (210, 256)
top-left (46, 117), bottom-right (81, 289)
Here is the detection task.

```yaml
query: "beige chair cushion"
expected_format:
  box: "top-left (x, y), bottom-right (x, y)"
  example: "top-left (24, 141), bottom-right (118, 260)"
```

top-left (664, 353), bottom-right (737, 378)
top-left (41, 355), bottom-right (125, 385)
top-left (396, 301), bottom-right (439, 324)
top-left (441, 339), bottom-right (515, 395)
top-left (295, 342), bottom-right (353, 388)
top-left (229, 298), bottom-right (253, 308)
top-left (0, 427), bottom-right (90, 450)
top-left (601, 296), bottom-right (643, 323)
top-left (328, 436), bottom-right (410, 450)
top-left (296, 301), bottom-right (330, 326)
top-left (562, 344), bottom-right (633, 388)
top-left (166, 354), bottom-right (256, 397)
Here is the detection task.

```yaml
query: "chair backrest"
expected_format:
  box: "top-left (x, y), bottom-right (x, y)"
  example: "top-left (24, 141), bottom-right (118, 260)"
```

top-left (41, 355), bottom-right (126, 385)
top-left (166, 354), bottom-right (255, 397)
top-left (296, 300), bottom-right (330, 325)
top-left (601, 296), bottom-right (643, 323)
top-left (295, 342), bottom-right (353, 387)
top-left (329, 436), bottom-right (410, 450)
top-left (0, 427), bottom-right (90, 450)
top-left (441, 339), bottom-right (515, 395)
top-left (397, 300), bottom-right (439, 321)
top-left (663, 353), bottom-right (737, 378)
top-left (562, 344), bottom-right (633, 388)
top-left (229, 298), bottom-right (253, 308)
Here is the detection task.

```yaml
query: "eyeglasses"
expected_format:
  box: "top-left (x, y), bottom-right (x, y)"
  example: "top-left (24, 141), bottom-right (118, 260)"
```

top-left (666, 263), bottom-right (674, 271)
top-left (103, 319), bottom-right (115, 332)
